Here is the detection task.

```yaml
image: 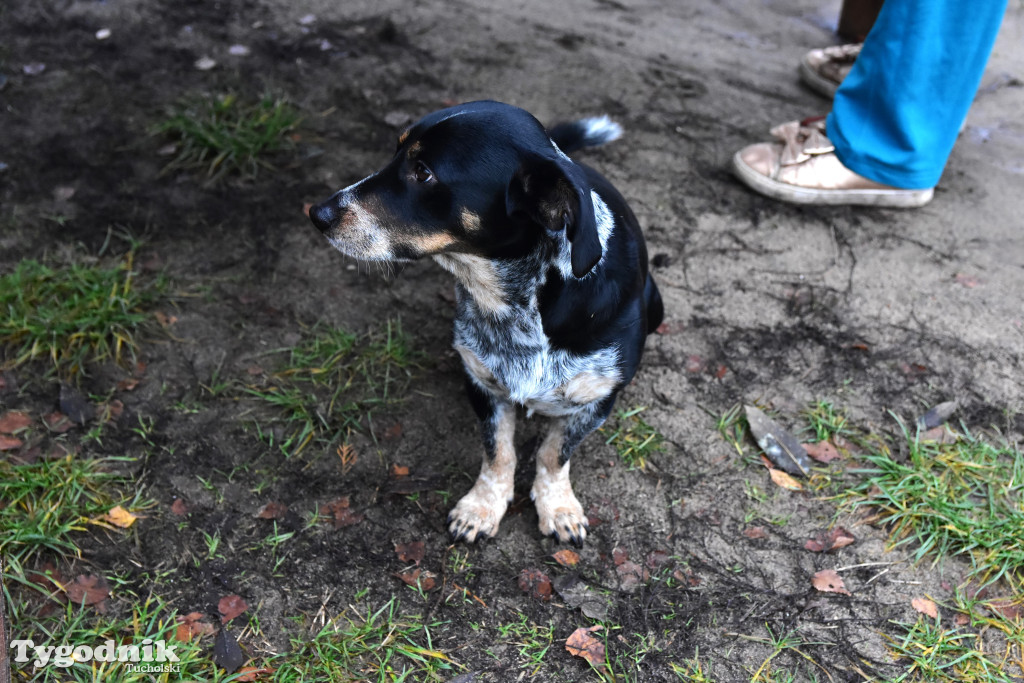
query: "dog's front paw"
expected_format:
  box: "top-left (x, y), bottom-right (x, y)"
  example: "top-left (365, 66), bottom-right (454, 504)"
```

top-left (532, 481), bottom-right (588, 545)
top-left (448, 488), bottom-right (509, 543)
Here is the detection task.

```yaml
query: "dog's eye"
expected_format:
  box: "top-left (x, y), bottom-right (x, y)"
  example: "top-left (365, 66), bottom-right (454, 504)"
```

top-left (413, 161), bottom-right (434, 183)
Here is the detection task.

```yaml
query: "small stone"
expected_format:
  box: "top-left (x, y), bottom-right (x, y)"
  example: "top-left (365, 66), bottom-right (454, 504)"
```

top-left (228, 44), bottom-right (250, 56)
top-left (194, 56), bottom-right (217, 71)
top-left (95, 28), bottom-right (112, 40)
top-left (23, 63), bottom-right (46, 76)
top-left (298, 13), bottom-right (317, 25)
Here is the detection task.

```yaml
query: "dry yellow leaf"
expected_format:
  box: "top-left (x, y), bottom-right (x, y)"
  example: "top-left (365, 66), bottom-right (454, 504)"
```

top-left (912, 597), bottom-right (939, 619)
top-left (104, 505), bottom-right (138, 528)
top-left (769, 468), bottom-right (803, 491)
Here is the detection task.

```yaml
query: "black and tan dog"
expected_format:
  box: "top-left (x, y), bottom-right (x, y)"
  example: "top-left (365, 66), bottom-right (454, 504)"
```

top-left (309, 101), bottom-right (662, 544)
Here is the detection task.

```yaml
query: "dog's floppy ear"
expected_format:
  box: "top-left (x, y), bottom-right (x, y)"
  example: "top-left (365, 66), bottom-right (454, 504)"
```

top-left (506, 153), bottom-right (602, 278)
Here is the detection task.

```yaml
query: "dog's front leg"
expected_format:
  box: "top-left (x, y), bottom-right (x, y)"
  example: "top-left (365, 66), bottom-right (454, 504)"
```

top-left (532, 397), bottom-right (616, 545)
top-left (448, 381), bottom-right (516, 542)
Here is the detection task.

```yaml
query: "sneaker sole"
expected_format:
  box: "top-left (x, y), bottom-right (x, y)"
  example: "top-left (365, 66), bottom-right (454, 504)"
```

top-left (799, 58), bottom-right (839, 99)
top-left (731, 151), bottom-right (934, 208)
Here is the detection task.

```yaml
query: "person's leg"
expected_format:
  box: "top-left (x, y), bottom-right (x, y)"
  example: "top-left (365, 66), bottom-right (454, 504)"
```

top-left (828, 0), bottom-right (1008, 189)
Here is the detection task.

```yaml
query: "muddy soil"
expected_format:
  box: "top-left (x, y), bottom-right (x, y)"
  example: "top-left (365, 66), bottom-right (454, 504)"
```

top-left (2, 0), bottom-right (1023, 680)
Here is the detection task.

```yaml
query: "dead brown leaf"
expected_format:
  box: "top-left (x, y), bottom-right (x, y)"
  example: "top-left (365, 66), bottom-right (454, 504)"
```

top-left (616, 561), bottom-right (650, 590)
top-left (986, 598), bottom-right (1023, 621)
top-left (769, 468), bottom-right (803, 491)
top-left (395, 568), bottom-right (437, 591)
top-left (803, 440), bottom-right (842, 463)
top-left (43, 412), bottom-right (75, 433)
top-left (518, 568), bottom-right (553, 601)
top-left (565, 625), bottom-right (605, 668)
top-left (0, 434), bottom-right (23, 451)
top-left (742, 526), bottom-right (769, 540)
top-left (912, 597), bottom-right (939, 619)
top-left (171, 498), bottom-right (189, 516)
top-left (116, 378), bottom-right (140, 391)
top-left (175, 612), bottom-right (216, 642)
top-left (804, 527), bottom-right (856, 553)
top-left (811, 569), bottom-right (851, 596)
top-left (256, 502), bottom-right (288, 519)
top-left (235, 665), bottom-right (276, 681)
top-left (103, 505), bottom-right (138, 528)
top-left (218, 594), bottom-right (248, 624)
top-left (611, 547), bottom-right (629, 566)
top-left (154, 311), bottom-right (178, 327)
top-left (0, 410), bottom-right (31, 434)
top-left (66, 574), bottom-right (110, 610)
top-left (390, 464), bottom-right (410, 477)
top-left (395, 540), bottom-right (425, 565)
top-left (320, 497), bottom-right (364, 528)
top-left (337, 444), bottom-right (358, 474)
top-left (552, 549), bottom-right (580, 567)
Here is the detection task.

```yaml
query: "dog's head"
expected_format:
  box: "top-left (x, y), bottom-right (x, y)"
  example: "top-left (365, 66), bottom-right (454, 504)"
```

top-left (309, 101), bottom-right (603, 278)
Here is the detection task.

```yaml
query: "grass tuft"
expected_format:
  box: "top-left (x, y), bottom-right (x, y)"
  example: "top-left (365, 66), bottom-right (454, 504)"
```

top-left (154, 93), bottom-right (300, 184)
top-left (603, 406), bottom-right (665, 470)
top-left (0, 255), bottom-right (160, 376)
top-left (0, 455), bottom-right (138, 570)
top-left (247, 320), bottom-right (421, 457)
top-left (844, 417), bottom-right (1024, 587)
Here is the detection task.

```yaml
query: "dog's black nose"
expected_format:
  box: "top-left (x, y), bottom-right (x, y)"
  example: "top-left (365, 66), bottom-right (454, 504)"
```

top-left (309, 201), bottom-right (339, 233)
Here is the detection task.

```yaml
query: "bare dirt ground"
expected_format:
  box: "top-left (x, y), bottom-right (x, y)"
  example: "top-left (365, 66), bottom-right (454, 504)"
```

top-left (2, 0), bottom-right (1023, 680)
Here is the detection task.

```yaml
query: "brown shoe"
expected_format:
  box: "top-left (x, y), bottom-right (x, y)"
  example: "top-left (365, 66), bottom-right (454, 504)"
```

top-left (799, 44), bottom-right (861, 98)
top-left (732, 118), bottom-right (934, 207)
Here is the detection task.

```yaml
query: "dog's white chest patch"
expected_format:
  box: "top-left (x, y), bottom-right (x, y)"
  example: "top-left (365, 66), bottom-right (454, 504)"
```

top-left (454, 311), bottom-right (621, 416)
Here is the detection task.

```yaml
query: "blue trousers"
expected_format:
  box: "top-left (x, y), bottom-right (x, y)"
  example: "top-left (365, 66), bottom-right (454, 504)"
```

top-left (827, 0), bottom-right (1008, 189)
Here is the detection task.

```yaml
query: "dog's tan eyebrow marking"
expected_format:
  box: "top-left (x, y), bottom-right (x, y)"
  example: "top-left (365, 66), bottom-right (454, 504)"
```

top-left (398, 128), bottom-right (411, 145)
top-left (407, 141), bottom-right (422, 158)
top-left (460, 208), bottom-right (481, 233)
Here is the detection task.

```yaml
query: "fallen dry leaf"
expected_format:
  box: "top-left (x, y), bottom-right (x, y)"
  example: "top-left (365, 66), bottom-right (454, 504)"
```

top-left (615, 560), bottom-right (650, 590)
top-left (66, 574), bottom-right (110, 610)
top-left (611, 547), bottom-right (629, 566)
top-left (684, 355), bottom-right (704, 373)
top-left (154, 311), bottom-right (178, 328)
top-left (171, 498), bottom-right (188, 516)
top-left (645, 550), bottom-right (670, 569)
top-left (175, 612), bottom-right (216, 642)
top-left (337, 444), bottom-right (357, 474)
top-left (320, 497), bottom-right (364, 528)
top-left (0, 434), bottom-right (24, 451)
top-left (391, 464), bottom-right (410, 477)
top-left (811, 569), bottom-right (851, 596)
top-left (912, 597), bottom-right (939, 619)
top-left (552, 549), bottom-right (580, 567)
top-left (218, 594), bottom-right (248, 624)
top-left (953, 272), bottom-right (982, 288)
top-left (803, 440), bottom-right (841, 463)
top-left (769, 468), bottom-right (803, 491)
top-left (395, 540), bottom-right (425, 565)
top-left (383, 423), bottom-right (403, 440)
top-left (395, 568), bottom-right (437, 591)
top-left (103, 505), bottom-right (138, 528)
top-left (43, 412), bottom-right (75, 433)
top-left (518, 568), bottom-right (553, 601)
top-left (235, 665), bottom-right (276, 682)
top-left (256, 501), bottom-right (288, 519)
top-left (804, 527), bottom-right (856, 553)
top-left (986, 598), bottom-right (1023, 621)
top-left (742, 526), bottom-right (769, 540)
top-left (116, 378), bottom-right (140, 391)
top-left (0, 410), bottom-right (31, 434)
top-left (565, 625), bottom-right (605, 668)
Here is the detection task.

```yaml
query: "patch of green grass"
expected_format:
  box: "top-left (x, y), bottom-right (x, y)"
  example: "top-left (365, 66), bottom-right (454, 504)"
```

top-left (844, 418), bottom-right (1024, 587)
top-left (712, 403), bottom-right (747, 457)
top-left (5, 591), bottom-right (209, 683)
top-left (803, 400), bottom-right (850, 441)
top-left (247, 320), bottom-right (421, 457)
top-left (603, 406), bottom-right (665, 470)
top-left (0, 455), bottom-right (138, 572)
top-left (154, 93), bottom-right (300, 184)
top-left (268, 598), bottom-right (455, 681)
top-left (0, 254), bottom-right (162, 376)
top-left (495, 615), bottom-right (554, 675)
top-left (883, 612), bottom-right (1022, 682)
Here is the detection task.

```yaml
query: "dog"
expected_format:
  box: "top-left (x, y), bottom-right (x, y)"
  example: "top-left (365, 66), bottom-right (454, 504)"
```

top-left (309, 101), bottom-right (662, 544)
